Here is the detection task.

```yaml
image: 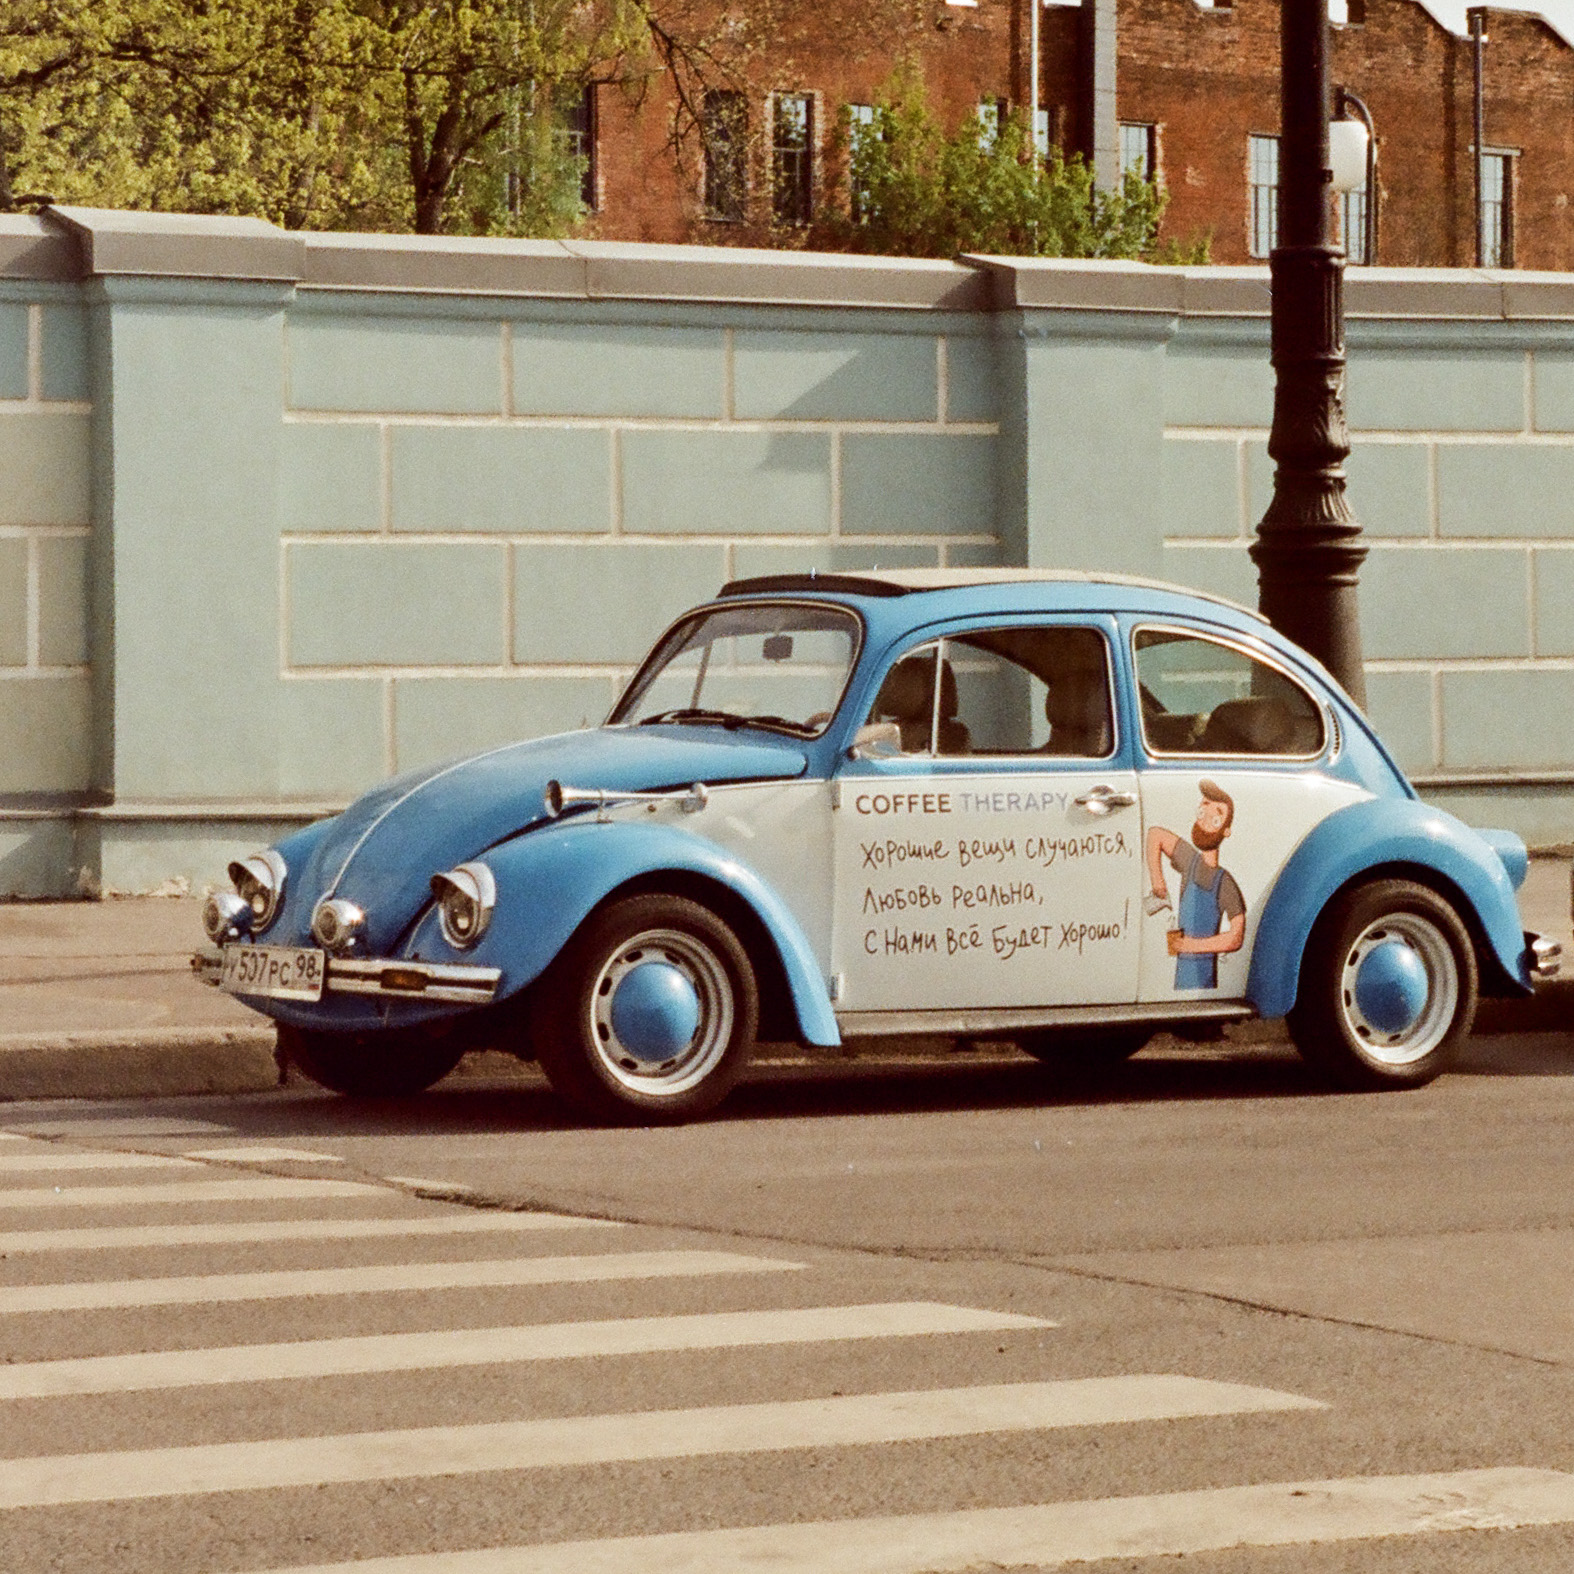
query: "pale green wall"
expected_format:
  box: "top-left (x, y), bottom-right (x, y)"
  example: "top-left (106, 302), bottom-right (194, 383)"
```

top-left (4, 212), bottom-right (1574, 895)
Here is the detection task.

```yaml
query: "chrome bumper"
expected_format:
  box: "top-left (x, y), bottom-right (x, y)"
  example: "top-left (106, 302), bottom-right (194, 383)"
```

top-left (192, 950), bottom-right (502, 1006)
top-left (1528, 931), bottom-right (1563, 982)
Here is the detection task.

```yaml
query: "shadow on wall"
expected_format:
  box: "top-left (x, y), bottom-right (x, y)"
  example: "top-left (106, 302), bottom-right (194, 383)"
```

top-left (0, 822), bottom-right (88, 899)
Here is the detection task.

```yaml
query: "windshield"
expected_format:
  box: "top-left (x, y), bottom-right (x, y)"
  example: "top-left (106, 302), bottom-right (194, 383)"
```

top-left (610, 601), bottom-right (862, 738)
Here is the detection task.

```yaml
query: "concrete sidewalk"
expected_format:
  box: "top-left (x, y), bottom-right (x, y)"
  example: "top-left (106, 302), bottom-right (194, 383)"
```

top-left (1, 864), bottom-right (1570, 1102)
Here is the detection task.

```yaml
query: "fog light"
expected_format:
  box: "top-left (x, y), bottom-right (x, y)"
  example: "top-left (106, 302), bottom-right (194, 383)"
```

top-left (202, 890), bottom-right (253, 942)
top-left (311, 897), bottom-right (366, 953)
top-left (431, 862), bottom-right (496, 950)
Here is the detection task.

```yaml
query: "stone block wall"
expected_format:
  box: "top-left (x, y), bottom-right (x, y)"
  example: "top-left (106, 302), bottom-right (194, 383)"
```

top-left (1148, 284), bottom-right (1574, 845)
top-left (277, 297), bottom-right (1000, 791)
top-left (0, 265), bottom-right (93, 894)
top-left (4, 210), bottom-right (1574, 895)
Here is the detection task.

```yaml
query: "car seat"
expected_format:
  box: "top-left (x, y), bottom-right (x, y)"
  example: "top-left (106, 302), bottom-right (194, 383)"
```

top-left (1195, 695), bottom-right (1318, 755)
top-left (872, 656), bottom-right (970, 755)
top-left (1041, 664), bottom-right (1113, 757)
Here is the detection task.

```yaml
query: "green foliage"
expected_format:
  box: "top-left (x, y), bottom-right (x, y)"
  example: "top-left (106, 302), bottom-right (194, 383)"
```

top-left (0, 0), bottom-right (644, 233)
top-left (822, 72), bottom-right (1167, 261)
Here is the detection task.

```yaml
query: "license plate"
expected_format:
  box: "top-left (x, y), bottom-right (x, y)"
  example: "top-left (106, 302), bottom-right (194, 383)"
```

top-left (221, 944), bottom-right (326, 1001)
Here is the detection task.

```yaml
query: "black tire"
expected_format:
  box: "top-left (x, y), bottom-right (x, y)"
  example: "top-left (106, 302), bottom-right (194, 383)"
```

top-left (533, 894), bottom-right (759, 1124)
top-left (279, 1023), bottom-right (466, 1097)
top-left (1287, 878), bottom-right (1477, 1091)
top-left (1016, 1024), bottom-right (1151, 1070)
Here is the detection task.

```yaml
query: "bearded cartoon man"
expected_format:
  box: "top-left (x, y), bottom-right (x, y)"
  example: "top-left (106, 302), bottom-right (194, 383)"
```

top-left (1144, 780), bottom-right (1246, 990)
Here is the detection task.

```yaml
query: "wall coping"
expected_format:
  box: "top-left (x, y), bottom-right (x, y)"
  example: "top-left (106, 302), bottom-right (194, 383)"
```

top-left (12, 207), bottom-right (1574, 320)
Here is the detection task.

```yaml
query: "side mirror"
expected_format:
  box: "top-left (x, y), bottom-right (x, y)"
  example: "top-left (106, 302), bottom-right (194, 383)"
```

top-left (848, 721), bottom-right (903, 760)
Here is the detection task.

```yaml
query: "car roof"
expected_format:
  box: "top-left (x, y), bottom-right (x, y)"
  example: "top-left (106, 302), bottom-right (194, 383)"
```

top-left (717, 567), bottom-right (1268, 626)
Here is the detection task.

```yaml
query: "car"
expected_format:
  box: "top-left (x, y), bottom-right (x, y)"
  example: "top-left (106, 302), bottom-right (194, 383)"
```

top-left (195, 568), bottom-right (1561, 1122)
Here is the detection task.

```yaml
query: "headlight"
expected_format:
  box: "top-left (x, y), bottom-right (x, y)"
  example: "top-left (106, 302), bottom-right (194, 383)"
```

top-left (311, 897), bottom-right (366, 953)
top-left (202, 891), bottom-right (253, 942)
top-left (431, 862), bottom-right (496, 950)
top-left (227, 850), bottom-right (287, 934)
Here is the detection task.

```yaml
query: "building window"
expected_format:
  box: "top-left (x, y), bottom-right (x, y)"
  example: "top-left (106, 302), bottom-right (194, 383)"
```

top-left (1480, 149), bottom-right (1515, 268)
top-left (1248, 133), bottom-right (1279, 258)
top-left (1340, 176), bottom-right (1369, 265)
top-left (562, 84), bottom-right (597, 210)
top-left (702, 89), bottom-right (748, 222)
top-left (847, 103), bottom-right (877, 220)
top-left (1119, 121), bottom-right (1157, 182)
top-left (976, 98), bottom-right (1007, 151)
top-left (772, 92), bottom-right (813, 225)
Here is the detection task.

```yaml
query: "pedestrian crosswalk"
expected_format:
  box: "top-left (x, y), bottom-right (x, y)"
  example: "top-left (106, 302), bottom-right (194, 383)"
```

top-left (2, 1126), bottom-right (1571, 1572)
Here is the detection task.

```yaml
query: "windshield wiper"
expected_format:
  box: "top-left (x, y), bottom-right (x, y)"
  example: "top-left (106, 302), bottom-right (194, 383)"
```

top-left (638, 708), bottom-right (744, 727)
top-left (739, 713), bottom-right (816, 737)
top-left (638, 708), bottom-right (813, 737)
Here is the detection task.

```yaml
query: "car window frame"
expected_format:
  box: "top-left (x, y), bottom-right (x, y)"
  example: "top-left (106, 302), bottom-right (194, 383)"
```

top-left (857, 619), bottom-right (1122, 764)
top-left (1129, 621), bottom-right (1331, 764)
top-left (606, 596), bottom-right (866, 739)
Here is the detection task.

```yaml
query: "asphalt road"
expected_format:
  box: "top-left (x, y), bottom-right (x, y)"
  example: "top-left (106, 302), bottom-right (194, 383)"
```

top-left (4, 1032), bottom-right (1574, 1572)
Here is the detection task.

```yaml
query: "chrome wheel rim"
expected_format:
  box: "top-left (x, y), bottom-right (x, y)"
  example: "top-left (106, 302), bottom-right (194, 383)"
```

top-left (1338, 911), bottom-right (1458, 1067)
top-left (588, 927), bottom-right (734, 1097)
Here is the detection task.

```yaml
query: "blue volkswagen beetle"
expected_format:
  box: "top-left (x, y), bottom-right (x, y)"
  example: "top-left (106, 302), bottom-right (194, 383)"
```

top-left (196, 569), bottom-right (1559, 1121)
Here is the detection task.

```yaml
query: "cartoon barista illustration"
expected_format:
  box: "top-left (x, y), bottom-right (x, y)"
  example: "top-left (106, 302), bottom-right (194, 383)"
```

top-left (1144, 780), bottom-right (1246, 989)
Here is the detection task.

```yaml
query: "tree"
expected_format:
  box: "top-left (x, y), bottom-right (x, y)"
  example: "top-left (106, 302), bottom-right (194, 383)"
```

top-left (349, 0), bottom-right (648, 235)
top-left (0, 0), bottom-right (650, 235)
top-left (820, 72), bottom-right (1168, 261)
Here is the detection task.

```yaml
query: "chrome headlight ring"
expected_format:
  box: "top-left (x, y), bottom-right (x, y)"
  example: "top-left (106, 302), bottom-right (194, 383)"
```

top-left (431, 862), bottom-right (497, 951)
top-left (227, 849), bottom-right (287, 935)
top-left (311, 897), bottom-right (366, 954)
top-left (202, 890), bottom-right (253, 943)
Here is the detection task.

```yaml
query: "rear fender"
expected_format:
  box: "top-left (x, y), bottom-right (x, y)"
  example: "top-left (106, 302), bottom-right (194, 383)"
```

top-left (1247, 798), bottom-right (1530, 1018)
top-left (417, 819), bottom-right (840, 1046)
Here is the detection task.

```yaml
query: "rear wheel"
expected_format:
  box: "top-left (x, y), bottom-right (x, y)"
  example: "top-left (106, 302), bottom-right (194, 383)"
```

top-left (533, 894), bottom-right (759, 1124)
top-left (279, 1023), bottom-right (466, 1097)
top-left (1287, 879), bottom-right (1477, 1090)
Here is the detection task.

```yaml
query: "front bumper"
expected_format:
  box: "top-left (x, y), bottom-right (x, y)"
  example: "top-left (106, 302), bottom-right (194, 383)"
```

top-left (1528, 931), bottom-right (1563, 982)
top-left (192, 949), bottom-right (502, 1006)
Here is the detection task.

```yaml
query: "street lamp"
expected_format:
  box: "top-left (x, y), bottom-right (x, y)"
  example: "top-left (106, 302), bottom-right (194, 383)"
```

top-left (1249, 0), bottom-right (1371, 706)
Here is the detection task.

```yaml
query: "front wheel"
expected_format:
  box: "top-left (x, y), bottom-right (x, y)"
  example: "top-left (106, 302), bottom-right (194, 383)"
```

top-left (279, 1023), bottom-right (466, 1096)
top-left (533, 894), bottom-right (759, 1124)
top-left (1287, 879), bottom-right (1477, 1091)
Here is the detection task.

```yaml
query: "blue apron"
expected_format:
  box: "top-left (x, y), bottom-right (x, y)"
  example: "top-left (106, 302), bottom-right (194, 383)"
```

top-left (1175, 861), bottom-right (1222, 990)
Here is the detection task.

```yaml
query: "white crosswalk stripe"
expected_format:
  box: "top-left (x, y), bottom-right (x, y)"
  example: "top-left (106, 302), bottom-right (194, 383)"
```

top-left (0, 1138), bottom-right (1561, 1572)
top-left (0, 1249), bottom-right (804, 1314)
top-left (0, 1210), bottom-right (620, 1255)
top-left (0, 1376), bottom-right (1321, 1509)
top-left (0, 1302), bottom-right (1053, 1398)
top-left (242, 1467), bottom-right (1574, 1574)
top-left (182, 1146), bottom-right (348, 1164)
top-left (0, 1176), bottom-right (386, 1209)
top-left (0, 1150), bottom-right (202, 1173)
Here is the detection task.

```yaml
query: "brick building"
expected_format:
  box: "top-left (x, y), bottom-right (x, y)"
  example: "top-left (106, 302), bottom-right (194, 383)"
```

top-left (579, 0), bottom-right (1574, 269)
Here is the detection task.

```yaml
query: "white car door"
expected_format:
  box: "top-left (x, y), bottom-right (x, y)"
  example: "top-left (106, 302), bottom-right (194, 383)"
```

top-left (830, 619), bottom-right (1143, 1015)
top-left (1130, 623), bottom-right (1372, 1004)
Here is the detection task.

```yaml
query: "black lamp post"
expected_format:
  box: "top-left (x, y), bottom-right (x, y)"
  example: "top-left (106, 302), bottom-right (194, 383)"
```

top-left (1249, 0), bottom-right (1368, 706)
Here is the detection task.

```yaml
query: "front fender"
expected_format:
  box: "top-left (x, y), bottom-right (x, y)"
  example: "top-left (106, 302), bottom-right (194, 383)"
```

top-left (1247, 797), bottom-right (1531, 1019)
top-left (419, 819), bottom-right (840, 1047)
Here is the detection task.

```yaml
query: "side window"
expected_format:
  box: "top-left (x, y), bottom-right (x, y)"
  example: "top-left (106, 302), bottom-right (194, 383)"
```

top-left (1134, 627), bottom-right (1325, 758)
top-left (861, 627), bottom-right (1114, 759)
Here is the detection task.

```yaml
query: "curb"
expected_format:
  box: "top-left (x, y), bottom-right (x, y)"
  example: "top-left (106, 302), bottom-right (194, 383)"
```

top-left (0, 987), bottom-right (1566, 1106)
top-left (0, 1026), bottom-right (280, 1101)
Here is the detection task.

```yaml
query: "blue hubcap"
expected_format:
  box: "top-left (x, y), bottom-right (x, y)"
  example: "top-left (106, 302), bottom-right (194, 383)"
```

top-left (609, 960), bottom-right (702, 1063)
top-left (1352, 938), bottom-right (1430, 1036)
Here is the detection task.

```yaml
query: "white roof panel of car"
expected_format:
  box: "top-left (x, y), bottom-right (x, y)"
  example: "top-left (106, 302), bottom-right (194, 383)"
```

top-left (852, 567), bottom-right (1266, 621)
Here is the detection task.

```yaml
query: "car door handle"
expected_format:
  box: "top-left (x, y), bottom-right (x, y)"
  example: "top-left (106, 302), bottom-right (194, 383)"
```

top-left (1073, 785), bottom-right (1137, 816)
